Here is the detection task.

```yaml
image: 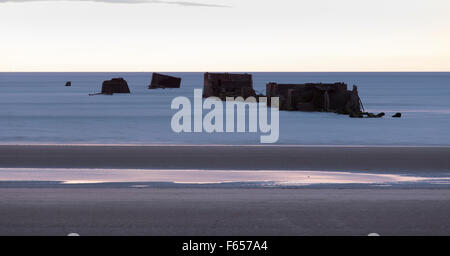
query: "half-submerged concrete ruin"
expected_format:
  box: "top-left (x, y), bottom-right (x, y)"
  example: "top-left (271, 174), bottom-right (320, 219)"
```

top-left (266, 82), bottom-right (364, 116)
top-left (101, 78), bottom-right (130, 94)
top-left (203, 72), bottom-right (259, 100)
top-left (148, 73), bottom-right (181, 89)
top-left (266, 82), bottom-right (384, 117)
top-left (90, 78), bottom-right (130, 95)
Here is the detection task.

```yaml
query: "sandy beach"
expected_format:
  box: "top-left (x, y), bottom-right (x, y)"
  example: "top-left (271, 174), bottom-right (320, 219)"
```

top-left (0, 145), bottom-right (449, 172)
top-left (1, 145), bottom-right (449, 235)
top-left (1, 188), bottom-right (450, 236)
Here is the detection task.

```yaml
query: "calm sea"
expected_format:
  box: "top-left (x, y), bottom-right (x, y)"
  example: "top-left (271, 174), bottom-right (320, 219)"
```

top-left (1, 72), bottom-right (449, 145)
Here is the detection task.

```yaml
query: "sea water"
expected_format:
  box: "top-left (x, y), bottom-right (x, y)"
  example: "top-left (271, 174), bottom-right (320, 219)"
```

top-left (1, 72), bottom-right (449, 145)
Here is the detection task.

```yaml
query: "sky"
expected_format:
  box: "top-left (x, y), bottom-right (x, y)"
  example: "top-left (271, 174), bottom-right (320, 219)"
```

top-left (0, 0), bottom-right (449, 72)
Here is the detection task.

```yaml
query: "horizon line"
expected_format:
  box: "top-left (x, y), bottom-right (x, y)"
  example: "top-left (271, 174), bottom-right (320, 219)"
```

top-left (1, 70), bottom-right (450, 73)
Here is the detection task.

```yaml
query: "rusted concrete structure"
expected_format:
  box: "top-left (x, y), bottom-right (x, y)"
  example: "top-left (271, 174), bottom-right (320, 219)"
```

top-left (203, 72), bottom-right (257, 100)
top-left (148, 73), bottom-right (181, 89)
top-left (266, 82), bottom-right (363, 116)
top-left (101, 78), bottom-right (130, 94)
top-left (200, 73), bottom-right (387, 118)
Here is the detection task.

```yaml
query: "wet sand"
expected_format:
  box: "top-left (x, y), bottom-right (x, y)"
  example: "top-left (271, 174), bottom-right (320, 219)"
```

top-left (1, 188), bottom-right (450, 236)
top-left (0, 145), bottom-right (449, 172)
top-left (1, 145), bottom-right (449, 236)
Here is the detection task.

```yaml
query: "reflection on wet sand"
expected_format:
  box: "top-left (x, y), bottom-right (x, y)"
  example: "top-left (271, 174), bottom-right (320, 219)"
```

top-left (0, 168), bottom-right (449, 186)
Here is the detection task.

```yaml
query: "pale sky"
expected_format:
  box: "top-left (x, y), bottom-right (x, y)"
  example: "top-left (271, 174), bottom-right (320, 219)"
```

top-left (0, 0), bottom-right (449, 71)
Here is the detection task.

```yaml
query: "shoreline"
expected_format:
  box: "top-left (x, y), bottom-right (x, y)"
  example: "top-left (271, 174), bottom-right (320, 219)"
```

top-left (1, 143), bottom-right (450, 147)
